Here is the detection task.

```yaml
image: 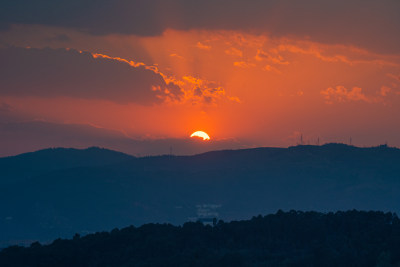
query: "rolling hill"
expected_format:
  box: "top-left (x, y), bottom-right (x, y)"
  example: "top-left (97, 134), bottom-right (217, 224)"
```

top-left (2, 210), bottom-right (399, 267)
top-left (1, 144), bottom-right (400, 246)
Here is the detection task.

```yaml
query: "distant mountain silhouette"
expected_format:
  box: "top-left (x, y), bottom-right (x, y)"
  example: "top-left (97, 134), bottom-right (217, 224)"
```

top-left (0, 147), bottom-right (134, 184)
top-left (0, 120), bottom-right (245, 157)
top-left (1, 143), bottom-right (400, 247)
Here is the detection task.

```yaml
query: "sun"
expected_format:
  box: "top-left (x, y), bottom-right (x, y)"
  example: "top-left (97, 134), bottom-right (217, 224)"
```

top-left (190, 131), bottom-right (211, 141)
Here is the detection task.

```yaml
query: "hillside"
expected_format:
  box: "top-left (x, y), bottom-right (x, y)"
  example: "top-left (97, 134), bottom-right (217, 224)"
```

top-left (0, 147), bottom-right (134, 184)
top-left (1, 210), bottom-right (399, 267)
top-left (1, 144), bottom-right (400, 246)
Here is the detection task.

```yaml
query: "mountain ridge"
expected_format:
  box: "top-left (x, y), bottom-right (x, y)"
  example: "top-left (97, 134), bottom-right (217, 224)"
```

top-left (1, 143), bottom-right (400, 247)
top-left (0, 146), bottom-right (134, 184)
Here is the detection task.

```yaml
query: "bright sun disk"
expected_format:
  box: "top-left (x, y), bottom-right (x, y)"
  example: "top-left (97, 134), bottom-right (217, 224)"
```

top-left (190, 131), bottom-right (211, 141)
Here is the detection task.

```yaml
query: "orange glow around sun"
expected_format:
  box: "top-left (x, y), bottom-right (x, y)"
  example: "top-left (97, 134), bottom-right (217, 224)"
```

top-left (3, 27), bottom-right (400, 148)
top-left (190, 131), bottom-right (211, 140)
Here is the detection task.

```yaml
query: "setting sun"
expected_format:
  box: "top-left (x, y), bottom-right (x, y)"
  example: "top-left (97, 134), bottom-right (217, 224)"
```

top-left (190, 131), bottom-right (211, 141)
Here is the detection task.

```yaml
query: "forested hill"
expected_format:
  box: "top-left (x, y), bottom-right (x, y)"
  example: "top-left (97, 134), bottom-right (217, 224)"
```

top-left (1, 144), bottom-right (400, 247)
top-left (1, 210), bottom-right (399, 267)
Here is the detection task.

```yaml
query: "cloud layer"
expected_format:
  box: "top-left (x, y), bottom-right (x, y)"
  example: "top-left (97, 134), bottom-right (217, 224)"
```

top-left (0, 2), bottom-right (400, 153)
top-left (0, 47), bottom-right (181, 104)
top-left (1, 0), bottom-right (400, 53)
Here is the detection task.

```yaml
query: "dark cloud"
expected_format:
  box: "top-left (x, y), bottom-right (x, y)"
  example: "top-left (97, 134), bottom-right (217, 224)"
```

top-left (46, 34), bottom-right (71, 43)
top-left (0, 103), bottom-right (12, 112)
top-left (0, 0), bottom-right (165, 35)
top-left (1, 0), bottom-right (400, 53)
top-left (0, 47), bottom-right (182, 104)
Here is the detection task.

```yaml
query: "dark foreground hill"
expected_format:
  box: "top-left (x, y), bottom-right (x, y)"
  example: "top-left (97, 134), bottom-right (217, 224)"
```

top-left (1, 210), bottom-right (400, 267)
top-left (1, 144), bottom-right (400, 246)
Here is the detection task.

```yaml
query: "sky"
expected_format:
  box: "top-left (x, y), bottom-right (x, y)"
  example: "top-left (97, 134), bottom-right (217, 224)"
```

top-left (0, 0), bottom-right (400, 156)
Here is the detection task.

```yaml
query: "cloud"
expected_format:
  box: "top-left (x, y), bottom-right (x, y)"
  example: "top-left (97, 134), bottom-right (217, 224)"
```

top-left (0, 47), bottom-right (182, 104)
top-left (196, 42), bottom-right (211, 51)
top-left (233, 61), bottom-right (255, 68)
top-left (46, 34), bottom-right (71, 43)
top-left (255, 49), bottom-right (289, 65)
top-left (83, 51), bottom-right (238, 106)
top-left (225, 47), bottom-right (243, 57)
top-left (0, 102), bottom-right (12, 113)
top-left (169, 53), bottom-right (185, 60)
top-left (1, 0), bottom-right (400, 53)
top-left (387, 73), bottom-right (400, 82)
top-left (379, 86), bottom-right (391, 97)
top-left (262, 65), bottom-right (282, 74)
top-left (321, 85), bottom-right (398, 104)
top-left (277, 44), bottom-right (353, 64)
top-left (180, 76), bottom-right (233, 105)
top-left (320, 86), bottom-right (371, 104)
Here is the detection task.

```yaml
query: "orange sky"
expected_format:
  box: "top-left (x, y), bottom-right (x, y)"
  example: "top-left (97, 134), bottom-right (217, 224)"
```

top-left (1, 1), bottom-right (400, 155)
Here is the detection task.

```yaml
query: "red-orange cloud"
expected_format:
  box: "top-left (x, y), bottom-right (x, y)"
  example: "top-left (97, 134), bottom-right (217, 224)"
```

top-left (321, 86), bottom-right (371, 103)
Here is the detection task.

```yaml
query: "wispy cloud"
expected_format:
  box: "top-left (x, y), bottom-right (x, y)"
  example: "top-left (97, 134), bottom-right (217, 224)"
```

top-left (321, 86), bottom-right (372, 104)
top-left (262, 65), bottom-right (282, 74)
top-left (94, 51), bottom-right (238, 106)
top-left (196, 42), bottom-right (211, 51)
top-left (277, 43), bottom-right (398, 67)
top-left (169, 53), bottom-right (185, 60)
top-left (0, 102), bottom-right (12, 112)
top-left (233, 61), bottom-right (255, 68)
top-left (387, 73), bottom-right (400, 82)
top-left (225, 47), bottom-right (243, 57)
top-left (379, 86), bottom-right (391, 97)
top-left (255, 49), bottom-right (289, 65)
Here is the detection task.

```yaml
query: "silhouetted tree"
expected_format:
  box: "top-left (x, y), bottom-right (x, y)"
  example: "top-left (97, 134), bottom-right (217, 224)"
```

top-left (1, 210), bottom-right (400, 266)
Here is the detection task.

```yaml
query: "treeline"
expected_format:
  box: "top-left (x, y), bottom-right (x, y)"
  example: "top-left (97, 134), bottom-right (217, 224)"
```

top-left (1, 210), bottom-right (400, 266)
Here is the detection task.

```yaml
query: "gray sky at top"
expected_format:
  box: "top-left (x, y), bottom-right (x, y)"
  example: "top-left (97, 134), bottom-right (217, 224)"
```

top-left (1, 0), bottom-right (399, 53)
